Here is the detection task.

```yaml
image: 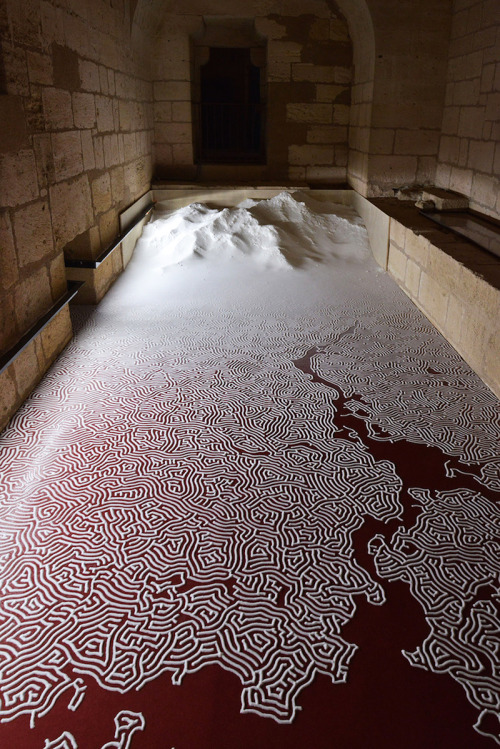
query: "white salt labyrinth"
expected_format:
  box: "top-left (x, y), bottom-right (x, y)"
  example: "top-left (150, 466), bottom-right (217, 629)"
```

top-left (1, 190), bottom-right (499, 743)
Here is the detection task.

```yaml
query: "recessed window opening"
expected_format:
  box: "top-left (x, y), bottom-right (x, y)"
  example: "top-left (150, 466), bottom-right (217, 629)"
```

top-left (197, 47), bottom-right (265, 164)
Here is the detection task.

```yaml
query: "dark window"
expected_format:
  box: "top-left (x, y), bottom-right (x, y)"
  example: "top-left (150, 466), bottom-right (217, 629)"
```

top-left (197, 48), bottom-right (265, 164)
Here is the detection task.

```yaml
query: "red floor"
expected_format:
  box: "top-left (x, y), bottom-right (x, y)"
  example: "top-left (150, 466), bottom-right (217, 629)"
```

top-left (0, 239), bottom-right (498, 748)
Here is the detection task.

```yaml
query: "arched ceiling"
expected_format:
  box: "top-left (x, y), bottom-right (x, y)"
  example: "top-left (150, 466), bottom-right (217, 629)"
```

top-left (131, 0), bottom-right (375, 87)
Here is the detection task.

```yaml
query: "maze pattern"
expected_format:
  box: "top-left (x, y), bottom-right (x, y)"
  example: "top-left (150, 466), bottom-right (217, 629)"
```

top-left (370, 488), bottom-right (500, 744)
top-left (0, 208), bottom-right (499, 742)
top-left (43, 710), bottom-right (145, 749)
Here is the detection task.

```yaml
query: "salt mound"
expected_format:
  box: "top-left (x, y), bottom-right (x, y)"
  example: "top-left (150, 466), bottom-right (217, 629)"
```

top-left (134, 191), bottom-right (369, 273)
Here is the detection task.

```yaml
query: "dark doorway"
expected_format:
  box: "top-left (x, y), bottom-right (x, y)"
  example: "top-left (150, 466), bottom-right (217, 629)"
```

top-left (197, 48), bottom-right (265, 164)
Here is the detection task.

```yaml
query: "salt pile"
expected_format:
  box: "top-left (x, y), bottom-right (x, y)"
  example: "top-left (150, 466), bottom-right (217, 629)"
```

top-left (133, 191), bottom-right (370, 273)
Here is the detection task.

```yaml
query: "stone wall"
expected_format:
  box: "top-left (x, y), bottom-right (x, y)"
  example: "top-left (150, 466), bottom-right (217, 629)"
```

top-left (435, 0), bottom-right (500, 219)
top-left (386, 205), bottom-right (499, 397)
top-left (152, 0), bottom-right (352, 184)
top-left (365, 0), bottom-right (453, 196)
top-left (0, 0), bottom-right (154, 430)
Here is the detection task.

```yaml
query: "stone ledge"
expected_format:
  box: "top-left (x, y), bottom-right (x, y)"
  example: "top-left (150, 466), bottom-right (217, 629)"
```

top-left (374, 197), bottom-right (500, 398)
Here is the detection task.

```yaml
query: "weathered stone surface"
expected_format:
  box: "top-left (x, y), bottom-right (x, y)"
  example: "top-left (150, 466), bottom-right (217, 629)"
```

top-left (73, 93), bottom-right (96, 129)
top-left (49, 175), bottom-right (93, 250)
top-left (27, 51), bottom-right (53, 86)
top-left (14, 265), bottom-right (52, 332)
top-left (0, 291), bottom-right (17, 351)
top-left (91, 173), bottom-right (112, 215)
top-left (96, 95), bottom-right (114, 132)
top-left (0, 212), bottom-right (19, 290)
top-left (0, 369), bottom-right (18, 431)
top-left (40, 305), bottom-right (72, 362)
top-left (0, 96), bottom-right (29, 154)
top-left (49, 253), bottom-right (67, 300)
top-left (13, 199), bottom-right (54, 267)
top-left (289, 144), bottom-right (334, 165)
top-left (52, 44), bottom-right (80, 91)
top-left (12, 341), bottom-right (41, 400)
top-left (43, 87), bottom-right (73, 130)
top-left (0, 150), bottom-right (39, 207)
top-left (52, 131), bottom-right (83, 181)
top-left (286, 103), bottom-right (332, 123)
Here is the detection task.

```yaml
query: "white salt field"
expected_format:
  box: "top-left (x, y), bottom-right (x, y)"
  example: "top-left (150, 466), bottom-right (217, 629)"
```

top-left (0, 192), bottom-right (499, 748)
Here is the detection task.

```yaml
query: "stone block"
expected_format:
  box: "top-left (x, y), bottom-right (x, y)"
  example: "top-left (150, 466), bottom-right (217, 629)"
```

top-left (404, 260), bottom-right (421, 299)
top-left (307, 125), bottom-right (347, 144)
top-left (99, 66), bottom-right (109, 95)
top-left (52, 44), bottom-right (80, 91)
top-left (73, 93), bottom-right (96, 130)
top-left (32, 134), bottom-right (54, 189)
top-left (2, 41), bottom-right (30, 97)
top-left (154, 81), bottom-right (191, 101)
top-left (389, 219), bottom-right (406, 250)
top-left (405, 231), bottom-right (429, 267)
top-left (471, 173), bottom-right (498, 210)
top-left (458, 106), bottom-right (486, 138)
top-left (388, 242), bottom-right (407, 282)
top-left (49, 253), bottom-right (67, 300)
top-left (439, 135), bottom-right (460, 163)
top-left (0, 370), bottom-right (18, 431)
top-left (99, 209), bottom-right (119, 249)
top-left (333, 67), bottom-right (352, 84)
top-left (333, 105), bottom-right (350, 126)
top-left (52, 131), bottom-right (83, 181)
top-left (13, 199), bottom-right (54, 267)
top-left (288, 166), bottom-right (306, 181)
top-left (81, 130), bottom-right (95, 171)
top-left (96, 95), bottom-right (114, 132)
top-left (49, 175), bottom-right (93, 250)
top-left (306, 165), bottom-right (346, 183)
top-left (103, 134), bottom-right (120, 167)
top-left (91, 173), bottom-right (112, 215)
top-left (269, 41), bottom-right (302, 63)
top-left (154, 143), bottom-right (173, 167)
top-left (394, 129), bottom-right (440, 156)
top-left (370, 129), bottom-right (394, 155)
top-left (292, 64), bottom-right (336, 83)
top-left (330, 18), bottom-right (350, 42)
top-left (444, 294), bottom-right (465, 346)
top-left (449, 166), bottom-right (473, 195)
top-left (79, 59), bottom-right (100, 93)
top-left (12, 341), bottom-right (41, 400)
top-left (42, 88), bottom-right (73, 130)
top-left (93, 135), bottom-right (105, 170)
top-left (0, 150), bottom-right (39, 207)
top-left (315, 84), bottom-right (347, 103)
top-left (458, 309), bottom-right (489, 371)
top-left (172, 143), bottom-right (193, 164)
top-left (14, 265), bottom-right (52, 332)
top-left (40, 305), bottom-right (72, 363)
top-left (289, 144), bottom-right (334, 166)
top-left (0, 96), bottom-right (29, 154)
top-left (0, 211), bottom-right (19, 294)
top-left (483, 326), bottom-right (500, 395)
top-left (154, 102), bottom-right (173, 123)
top-left (368, 155), bottom-right (418, 186)
top-left (156, 122), bottom-right (191, 144)
top-left (254, 17), bottom-right (286, 39)
top-left (110, 167), bottom-right (125, 204)
top-left (27, 51), bottom-right (53, 86)
top-left (268, 61), bottom-right (291, 82)
top-left (287, 103), bottom-right (332, 124)
top-left (172, 102), bottom-right (192, 122)
top-left (418, 272), bottom-right (449, 325)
